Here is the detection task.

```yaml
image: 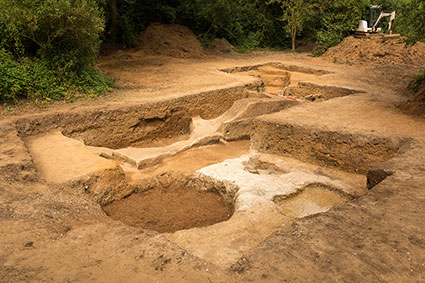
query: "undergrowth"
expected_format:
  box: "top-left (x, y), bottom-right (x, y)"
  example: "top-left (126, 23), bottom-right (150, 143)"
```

top-left (0, 49), bottom-right (116, 105)
top-left (409, 69), bottom-right (425, 92)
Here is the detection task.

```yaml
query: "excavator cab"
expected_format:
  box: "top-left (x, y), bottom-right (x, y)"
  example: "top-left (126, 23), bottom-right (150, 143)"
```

top-left (356, 5), bottom-right (395, 34)
top-left (367, 5), bottom-right (383, 30)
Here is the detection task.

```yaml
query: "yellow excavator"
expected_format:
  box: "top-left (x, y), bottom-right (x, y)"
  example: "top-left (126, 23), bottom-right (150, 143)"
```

top-left (355, 5), bottom-right (400, 39)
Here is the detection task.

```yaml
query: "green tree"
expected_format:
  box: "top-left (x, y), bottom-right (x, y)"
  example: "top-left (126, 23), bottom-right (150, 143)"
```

top-left (0, 0), bottom-right (115, 103)
top-left (268, 0), bottom-right (313, 51)
top-left (312, 0), bottom-right (367, 55)
top-left (0, 0), bottom-right (104, 72)
top-left (393, 0), bottom-right (425, 43)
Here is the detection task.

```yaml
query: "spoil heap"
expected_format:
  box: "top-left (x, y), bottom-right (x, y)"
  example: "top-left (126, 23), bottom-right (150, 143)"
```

top-left (138, 23), bottom-right (206, 58)
top-left (209, 38), bottom-right (236, 54)
top-left (322, 36), bottom-right (425, 67)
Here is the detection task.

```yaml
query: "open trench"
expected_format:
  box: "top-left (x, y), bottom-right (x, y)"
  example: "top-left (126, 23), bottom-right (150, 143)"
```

top-left (17, 63), bottom-right (401, 268)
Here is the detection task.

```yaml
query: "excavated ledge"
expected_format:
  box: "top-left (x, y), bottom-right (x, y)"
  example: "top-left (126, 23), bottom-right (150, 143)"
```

top-left (251, 118), bottom-right (405, 174)
top-left (15, 83), bottom-right (264, 149)
top-left (285, 82), bottom-right (365, 101)
top-left (220, 62), bottom-right (333, 76)
top-left (93, 98), bottom-right (298, 169)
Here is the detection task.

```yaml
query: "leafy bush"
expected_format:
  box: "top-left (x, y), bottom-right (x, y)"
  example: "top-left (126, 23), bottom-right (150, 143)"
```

top-left (0, 0), bottom-right (116, 103)
top-left (1, 0), bottom-right (105, 72)
top-left (393, 0), bottom-right (425, 43)
top-left (0, 49), bottom-right (61, 102)
top-left (312, 0), bottom-right (368, 56)
top-left (0, 49), bottom-right (115, 103)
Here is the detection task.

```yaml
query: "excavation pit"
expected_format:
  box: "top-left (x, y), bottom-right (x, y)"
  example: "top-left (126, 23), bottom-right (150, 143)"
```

top-left (221, 63), bottom-right (363, 101)
top-left (102, 181), bottom-right (233, 233)
top-left (284, 82), bottom-right (365, 101)
top-left (19, 111), bottom-right (397, 268)
top-left (273, 183), bottom-right (352, 218)
top-left (16, 80), bottom-right (402, 269)
top-left (219, 62), bottom-right (332, 76)
top-left (15, 85), bottom-right (266, 149)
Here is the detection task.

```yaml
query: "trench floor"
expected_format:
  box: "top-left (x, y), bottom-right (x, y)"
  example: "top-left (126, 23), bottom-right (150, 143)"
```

top-left (24, 128), bottom-right (368, 268)
top-left (1, 52), bottom-right (425, 282)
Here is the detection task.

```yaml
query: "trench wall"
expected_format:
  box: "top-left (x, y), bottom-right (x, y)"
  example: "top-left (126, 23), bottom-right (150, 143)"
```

top-left (16, 84), bottom-right (263, 149)
top-left (251, 118), bottom-right (405, 174)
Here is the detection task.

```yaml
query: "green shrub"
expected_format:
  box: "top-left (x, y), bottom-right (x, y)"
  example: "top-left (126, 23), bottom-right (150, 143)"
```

top-left (0, 49), bottom-right (115, 103)
top-left (0, 0), bottom-right (105, 72)
top-left (0, 49), bottom-right (61, 102)
top-left (0, 49), bottom-right (30, 101)
top-left (0, 0), bottom-right (116, 104)
top-left (312, 0), bottom-right (368, 56)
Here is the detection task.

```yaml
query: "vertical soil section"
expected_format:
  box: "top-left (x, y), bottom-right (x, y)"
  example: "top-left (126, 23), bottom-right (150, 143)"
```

top-left (15, 85), bottom-right (262, 149)
top-left (251, 119), bottom-right (403, 174)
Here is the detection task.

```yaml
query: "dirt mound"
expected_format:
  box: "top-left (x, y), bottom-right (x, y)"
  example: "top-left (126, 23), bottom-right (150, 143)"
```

top-left (209, 38), bottom-right (236, 53)
top-left (322, 36), bottom-right (425, 66)
top-left (137, 23), bottom-right (206, 58)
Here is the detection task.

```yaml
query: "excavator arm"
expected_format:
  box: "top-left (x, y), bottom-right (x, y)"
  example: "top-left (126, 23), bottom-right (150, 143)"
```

top-left (372, 11), bottom-right (396, 33)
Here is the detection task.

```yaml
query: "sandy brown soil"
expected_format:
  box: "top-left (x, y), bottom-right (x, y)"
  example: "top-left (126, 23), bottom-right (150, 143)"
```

top-left (137, 23), bottom-right (206, 58)
top-left (323, 35), bottom-right (425, 67)
top-left (103, 180), bottom-right (233, 233)
top-left (1, 31), bottom-right (425, 282)
top-left (124, 140), bottom-right (250, 183)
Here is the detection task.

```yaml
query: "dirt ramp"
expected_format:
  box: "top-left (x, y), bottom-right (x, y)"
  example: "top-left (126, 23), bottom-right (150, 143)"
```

top-left (137, 23), bottom-right (205, 58)
top-left (322, 36), bottom-right (425, 66)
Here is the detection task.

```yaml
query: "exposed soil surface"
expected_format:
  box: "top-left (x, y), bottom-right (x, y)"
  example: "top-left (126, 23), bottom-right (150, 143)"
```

top-left (25, 131), bottom-right (118, 183)
top-left (137, 23), bottom-right (206, 58)
top-left (124, 140), bottom-right (250, 183)
top-left (323, 35), bottom-right (425, 67)
top-left (103, 182), bottom-right (233, 233)
top-left (399, 74), bottom-right (425, 117)
top-left (285, 82), bottom-right (364, 101)
top-left (273, 184), bottom-right (349, 218)
top-left (1, 32), bottom-right (425, 282)
top-left (209, 38), bottom-right (236, 54)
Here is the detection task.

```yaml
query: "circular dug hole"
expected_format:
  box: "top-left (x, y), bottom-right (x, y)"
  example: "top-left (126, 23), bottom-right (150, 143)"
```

top-left (102, 184), bottom-right (233, 233)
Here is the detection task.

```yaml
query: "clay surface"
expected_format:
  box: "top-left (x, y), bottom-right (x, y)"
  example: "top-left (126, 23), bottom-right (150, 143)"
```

top-left (1, 35), bottom-right (425, 282)
top-left (103, 182), bottom-right (233, 233)
top-left (25, 131), bottom-right (117, 183)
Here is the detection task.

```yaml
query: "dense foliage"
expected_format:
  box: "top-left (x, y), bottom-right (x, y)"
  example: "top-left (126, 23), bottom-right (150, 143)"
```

top-left (268, 0), bottom-right (314, 51)
top-left (1, 0), bottom-right (424, 104)
top-left (389, 0), bottom-right (425, 43)
top-left (99, 0), bottom-right (288, 50)
top-left (0, 48), bottom-right (115, 103)
top-left (312, 0), bottom-right (369, 54)
top-left (101, 0), bottom-right (425, 51)
top-left (0, 0), bottom-right (115, 103)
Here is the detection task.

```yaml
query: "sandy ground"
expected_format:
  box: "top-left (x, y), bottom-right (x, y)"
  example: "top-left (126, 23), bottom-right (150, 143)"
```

top-left (1, 48), bottom-right (425, 282)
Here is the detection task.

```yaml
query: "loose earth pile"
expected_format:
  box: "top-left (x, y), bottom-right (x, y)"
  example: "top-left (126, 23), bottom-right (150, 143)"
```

top-left (137, 23), bottom-right (206, 58)
top-left (322, 36), bottom-right (425, 66)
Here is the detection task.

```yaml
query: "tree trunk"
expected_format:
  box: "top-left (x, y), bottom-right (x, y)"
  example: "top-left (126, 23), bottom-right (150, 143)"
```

top-left (109, 0), bottom-right (119, 43)
top-left (291, 34), bottom-right (295, 51)
top-left (291, 26), bottom-right (296, 51)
